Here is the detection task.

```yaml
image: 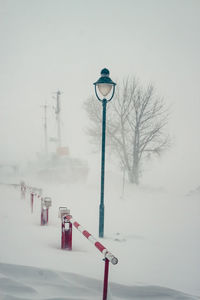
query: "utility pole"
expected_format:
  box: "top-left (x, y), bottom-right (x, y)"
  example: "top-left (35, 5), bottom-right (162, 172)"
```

top-left (41, 103), bottom-right (49, 156)
top-left (54, 90), bottom-right (62, 149)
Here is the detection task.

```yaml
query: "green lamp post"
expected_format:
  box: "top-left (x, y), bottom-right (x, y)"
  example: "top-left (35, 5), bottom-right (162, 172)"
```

top-left (93, 68), bottom-right (116, 238)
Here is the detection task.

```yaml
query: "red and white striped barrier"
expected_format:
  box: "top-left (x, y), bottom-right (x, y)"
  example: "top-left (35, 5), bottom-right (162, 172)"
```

top-left (64, 214), bottom-right (118, 265)
top-left (59, 209), bottom-right (118, 300)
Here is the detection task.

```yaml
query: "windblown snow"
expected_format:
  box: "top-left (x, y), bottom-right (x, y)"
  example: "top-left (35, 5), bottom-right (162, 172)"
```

top-left (0, 172), bottom-right (199, 299)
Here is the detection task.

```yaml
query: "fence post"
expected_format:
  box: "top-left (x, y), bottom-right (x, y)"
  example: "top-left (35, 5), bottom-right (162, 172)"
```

top-left (44, 197), bottom-right (52, 225)
top-left (30, 193), bottom-right (34, 213)
top-left (103, 258), bottom-right (109, 300)
top-left (62, 221), bottom-right (72, 250)
top-left (41, 197), bottom-right (52, 225)
top-left (20, 181), bottom-right (26, 199)
top-left (59, 207), bottom-right (72, 250)
top-left (41, 198), bottom-right (45, 225)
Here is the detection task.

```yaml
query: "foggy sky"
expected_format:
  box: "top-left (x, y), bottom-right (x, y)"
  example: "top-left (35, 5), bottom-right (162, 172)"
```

top-left (0, 0), bottom-right (200, 192)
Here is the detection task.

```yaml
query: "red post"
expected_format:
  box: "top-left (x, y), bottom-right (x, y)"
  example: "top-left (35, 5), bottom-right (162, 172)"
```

top-left (61, 218), bottom-right (72, 250)
top-left (41, 197), bottom-right (52, 225)
top-left (65, 222), bottom-right (72, 250)
top-left (41, 200), bottom-right (48, 226)
top-left (103, 258), bottom-right (109, 300)
top-left (42, 197), bottom-right (51, 226)
top-left (46, 208), bottom-right (49, 224)
top-left (20, 181), bottom-right (26, 199)
top-left (41, 210), bottom-right (44, 225)
top-left (31, 193), bottom-right (34, 213)
top-left (41, 198), bottom-right (45, 225)
top-left (61, 219), bottom-right (66, 249)
top-left (41, 210), bottom-right (47, 225)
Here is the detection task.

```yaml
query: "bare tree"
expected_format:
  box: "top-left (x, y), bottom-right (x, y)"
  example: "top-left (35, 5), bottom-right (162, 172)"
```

top-left (84, 78), bottom-right (170, 184)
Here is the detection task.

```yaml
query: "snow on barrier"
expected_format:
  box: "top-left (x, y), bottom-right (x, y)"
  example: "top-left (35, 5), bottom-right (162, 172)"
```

top-left (59, 207), bottom-right (118, 300)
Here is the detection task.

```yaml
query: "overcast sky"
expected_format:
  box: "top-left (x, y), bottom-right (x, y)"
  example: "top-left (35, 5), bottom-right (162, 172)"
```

top-left (0, 0), bottom-right (200, 192)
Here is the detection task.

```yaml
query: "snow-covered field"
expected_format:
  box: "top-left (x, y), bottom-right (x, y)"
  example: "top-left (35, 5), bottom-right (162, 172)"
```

top-left (0, 171), bottom-right (199, 299)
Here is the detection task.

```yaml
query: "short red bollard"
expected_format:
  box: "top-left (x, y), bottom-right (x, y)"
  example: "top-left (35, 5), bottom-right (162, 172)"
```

top-left (61, 219), bottom-right (72, 250)
top-left (41, 201), bottom-right (46, 225)
top-left (59, 207), bottom-right (72, 250)
top-left (20, 181), bottom-right (26, 199)
top-left (30, 193), bottom-right (34, 213)
top-left (41, 197), bottom-right (52, 225)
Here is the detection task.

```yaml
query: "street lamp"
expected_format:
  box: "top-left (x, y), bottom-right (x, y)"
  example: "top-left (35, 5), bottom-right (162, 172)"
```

top-left (94, 68), bottom-right (116, 238)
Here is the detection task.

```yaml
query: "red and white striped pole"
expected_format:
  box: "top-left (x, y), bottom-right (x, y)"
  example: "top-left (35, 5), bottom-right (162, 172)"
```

top-left (64, 215), bottom-right (118, 265)
top-left (63, 214), bottom-right (118, 300)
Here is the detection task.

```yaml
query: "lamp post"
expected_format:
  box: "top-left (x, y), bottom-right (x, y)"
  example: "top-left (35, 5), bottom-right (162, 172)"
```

top-left (94, 68), bottom-right (116, 238)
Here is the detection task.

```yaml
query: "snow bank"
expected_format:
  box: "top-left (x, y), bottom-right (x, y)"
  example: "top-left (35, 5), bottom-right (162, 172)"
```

top-left (0, 176), bottom-right (199, 299)
top-left (0, 263), bottom-right (198, 300)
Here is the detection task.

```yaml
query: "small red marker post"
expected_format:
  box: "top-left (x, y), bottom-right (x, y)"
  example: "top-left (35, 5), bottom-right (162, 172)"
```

top-left (20, 181), bottom-right (26, 199)
top-left (30, 193), bottom-right (34, 213)
top-left (59, 207), bottom-right (72, 250)
top-left (41, 197), bottom-right (52, 225)
top-left (61, 219), bottom-right (72, 250)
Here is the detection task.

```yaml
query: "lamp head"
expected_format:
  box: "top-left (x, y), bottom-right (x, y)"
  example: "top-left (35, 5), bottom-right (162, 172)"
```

top-left (94, 68), bottom-right (116, 99)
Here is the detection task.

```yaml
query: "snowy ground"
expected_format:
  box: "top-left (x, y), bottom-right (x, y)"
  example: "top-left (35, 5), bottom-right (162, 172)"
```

top-left (0, 171), bottom-right (199, 299)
